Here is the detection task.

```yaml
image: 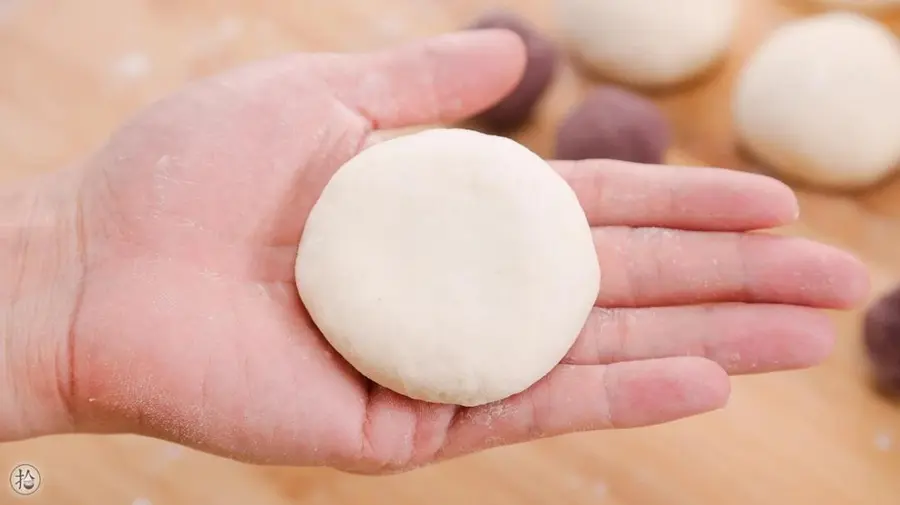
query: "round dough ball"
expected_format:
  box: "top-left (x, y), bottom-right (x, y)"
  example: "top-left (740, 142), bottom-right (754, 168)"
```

top-left (864, 285), bottom-right (900, 396)
top-left (555, 86), bottom-right (671, 163)
top-left (295, 128), bottom-right (600, 407)
top-left (555, 0), bottom-right (740, 87)
top-left (733, 12), bottom-right (900, 189)
top-left (469, 10), bottom-right (559, 131)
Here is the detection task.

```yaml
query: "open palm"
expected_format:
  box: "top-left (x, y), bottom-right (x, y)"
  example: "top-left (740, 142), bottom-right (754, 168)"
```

top-left (68, 31), bottom-right (868, 473)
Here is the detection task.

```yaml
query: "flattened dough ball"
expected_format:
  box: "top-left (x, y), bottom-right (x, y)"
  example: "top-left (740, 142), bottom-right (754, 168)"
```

top-left (733, 13), bottom-right (900, 189)
top-left (555, 0), bottom-right (740, 87)
top-left (295, 128), bottom-right (600, 407)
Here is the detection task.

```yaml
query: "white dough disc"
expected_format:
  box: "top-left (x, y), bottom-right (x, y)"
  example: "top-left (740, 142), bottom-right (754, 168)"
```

top-left (295, 128), bottom-right (600, 407)
top-left (555, 0), bottom-right (740, 87)
top-left (733, 12), bottom-right (900, 189)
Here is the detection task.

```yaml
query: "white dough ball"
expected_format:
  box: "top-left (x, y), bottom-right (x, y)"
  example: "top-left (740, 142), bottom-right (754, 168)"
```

top-left (294, 128), bottom-right (600, 407)
top-left (733, 12), bottom-right (900, 189)
top-left (555, 0), bottom-right (740, 86)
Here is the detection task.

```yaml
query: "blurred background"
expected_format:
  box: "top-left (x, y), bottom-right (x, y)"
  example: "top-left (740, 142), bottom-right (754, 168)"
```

top-left (3, 0), bottom-right (900, 504)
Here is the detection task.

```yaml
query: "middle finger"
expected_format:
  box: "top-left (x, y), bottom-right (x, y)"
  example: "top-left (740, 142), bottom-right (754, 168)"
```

top-left (592, 227), bottom-right (868, 308)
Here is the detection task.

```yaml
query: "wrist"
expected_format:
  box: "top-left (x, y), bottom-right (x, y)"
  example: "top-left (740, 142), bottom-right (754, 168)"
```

top-left (0, 169), bottom-right (85, 441)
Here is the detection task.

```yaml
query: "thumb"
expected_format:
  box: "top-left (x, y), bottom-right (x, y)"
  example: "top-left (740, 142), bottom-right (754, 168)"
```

top-left (310, 29), bottom-right (527, 130)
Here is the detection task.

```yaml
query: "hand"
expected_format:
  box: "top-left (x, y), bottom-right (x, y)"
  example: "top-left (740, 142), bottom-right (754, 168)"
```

top-left (43, 30), bottom-right (866, 473)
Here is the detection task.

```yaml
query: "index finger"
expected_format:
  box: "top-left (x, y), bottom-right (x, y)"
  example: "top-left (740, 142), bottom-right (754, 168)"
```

top-left (554, 160), bottom-right (800, 231)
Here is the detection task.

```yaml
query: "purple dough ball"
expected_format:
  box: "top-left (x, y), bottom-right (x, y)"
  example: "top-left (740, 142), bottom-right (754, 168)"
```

top-left (554, 86), bottom-right (671, 164)
top-left (864, 286), bottom-right (900, 396)
top-left (469, 10), bottom-right (558, 132)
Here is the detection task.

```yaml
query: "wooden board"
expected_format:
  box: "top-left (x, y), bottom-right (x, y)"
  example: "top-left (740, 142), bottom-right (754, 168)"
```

top-left (2, 1), bottom-right (900, 504)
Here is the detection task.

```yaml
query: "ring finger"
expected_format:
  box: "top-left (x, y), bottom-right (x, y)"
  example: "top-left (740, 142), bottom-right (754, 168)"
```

top-left (562, 303), bottom-right (835, 374)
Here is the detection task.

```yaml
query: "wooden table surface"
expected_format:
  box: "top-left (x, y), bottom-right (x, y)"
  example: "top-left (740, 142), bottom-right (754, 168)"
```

top-left (3, 0), bottom-right (900, 504)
